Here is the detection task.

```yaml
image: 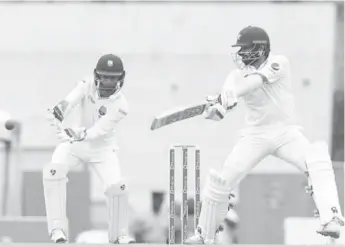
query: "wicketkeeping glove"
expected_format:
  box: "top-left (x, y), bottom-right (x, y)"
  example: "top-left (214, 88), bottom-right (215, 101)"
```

top-left (47, 104), bottom-right (65, 128)
top-left (56, 127), bottom-right (87, 143)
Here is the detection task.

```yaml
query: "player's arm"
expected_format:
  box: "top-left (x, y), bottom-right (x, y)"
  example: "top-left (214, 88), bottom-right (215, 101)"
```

top-left (205, 75), bottom-right (259, 121)
top-left (222, 56), bottom-right (288, 105)
top-left (49, 80), bottom-right (88, 122)
top-left (218, 72), bottom-right (264, 106)
top-left (234, 74), bottom-right (264, 97)
top-left (84, 96), bottom-right (129, 141)
top-left (216, 74), bottom-right (267, 112)
top-left (61, 94), bottom-right (128, 143)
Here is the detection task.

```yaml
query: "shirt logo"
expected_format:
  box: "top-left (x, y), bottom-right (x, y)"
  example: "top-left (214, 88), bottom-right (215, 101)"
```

top-left (271, 63), bottom-right (280, 71)
top-left (99, 106), bottom-right (107, 117)
top-left (50, 169), bottom-right (56, 176)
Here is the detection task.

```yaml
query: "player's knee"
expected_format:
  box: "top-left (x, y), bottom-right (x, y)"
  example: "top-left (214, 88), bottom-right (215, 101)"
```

top-left (221, 160), bottom-right (247, 182)
top-left (305, 141), bottom-right (332, 171)
top-left (104, 179), bottom-right (128, 197)
top-left (43, 163), bottom-right (68, 181)
top-left (222, 160), bottom-right (245, 172)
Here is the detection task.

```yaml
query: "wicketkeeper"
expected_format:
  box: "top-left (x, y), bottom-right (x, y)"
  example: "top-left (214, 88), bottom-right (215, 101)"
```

top-left (44, 54), bottom-right (135, 244)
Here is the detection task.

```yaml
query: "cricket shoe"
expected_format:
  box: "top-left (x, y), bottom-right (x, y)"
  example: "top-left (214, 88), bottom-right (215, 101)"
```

top-left (113, 235), bottom-right (136, 244)
top-left (316, 216), bottom-right (344, 239)
top-left (213, 223), bottom-right (224, 244)
top-left (50, 229), bottom-right (68, 243)
top-left (184, 234), bottom-right (205, 245)
top-left (185, 225), bottom-right (223, 245)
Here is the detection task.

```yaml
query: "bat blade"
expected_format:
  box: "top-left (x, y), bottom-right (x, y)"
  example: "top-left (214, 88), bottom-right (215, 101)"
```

top-left (151, 103), bottom-right (207, 130)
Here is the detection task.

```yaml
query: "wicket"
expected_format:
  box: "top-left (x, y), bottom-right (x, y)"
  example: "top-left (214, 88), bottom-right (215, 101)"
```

top-left (169, 144), bottom-right (201, 244)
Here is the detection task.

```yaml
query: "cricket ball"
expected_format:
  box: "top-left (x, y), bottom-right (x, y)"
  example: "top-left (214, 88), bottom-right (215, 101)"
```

top-left (4, 120), bottom-right (16, 130)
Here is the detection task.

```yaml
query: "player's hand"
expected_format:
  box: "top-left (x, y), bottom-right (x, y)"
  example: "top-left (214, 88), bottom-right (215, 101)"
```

top-left (203, 103), bottom-right (226, 121)
top-left (64, 127), bottom-right (87, 143)
top-left (205, 95), bottom-right (220, 106)
top-left (56, 127), bottom-right (87, 143)
top-left (52, 104), bottom-right (64, 122)
top-left (55, 126), bottom-right (70, 142)
top-left (48, 104), bottom-right (64, 121)
top-left (46, 109), bottom-right (62, 128)
top-left (47, 103), bottom-right (65, 127)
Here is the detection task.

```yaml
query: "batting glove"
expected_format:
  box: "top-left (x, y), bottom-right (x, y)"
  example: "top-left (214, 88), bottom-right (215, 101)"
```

top-left (218, 90), bottom-right (238, 111)
top-left (56, 127), bottom-right (87, 143)
top-left (203, 103), bottom-right (227, 121)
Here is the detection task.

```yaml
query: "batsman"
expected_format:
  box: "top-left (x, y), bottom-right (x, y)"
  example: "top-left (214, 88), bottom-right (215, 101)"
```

top-left (43, 54), bottom-right (135, 244)
top-left (185, 26), bottom-right (344, 244)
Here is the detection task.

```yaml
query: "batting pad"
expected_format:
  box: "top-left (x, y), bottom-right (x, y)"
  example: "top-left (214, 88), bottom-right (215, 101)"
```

top-left (105, 180), bottom-right (129, 243)
top-left (198, 169), bottom-right (230, 243)
top-left (42, 163), bottom-right (69, 234)
top-left (305, 141), bottom-right (343, 225)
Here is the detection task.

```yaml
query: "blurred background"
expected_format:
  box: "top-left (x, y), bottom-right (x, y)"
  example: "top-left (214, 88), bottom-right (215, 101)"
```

top-left (0, 0), bottom-right (343, 245)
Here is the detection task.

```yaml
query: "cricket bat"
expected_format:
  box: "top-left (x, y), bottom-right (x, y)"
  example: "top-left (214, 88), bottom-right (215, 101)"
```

top-left (150, 102), bottom-right (208, 131)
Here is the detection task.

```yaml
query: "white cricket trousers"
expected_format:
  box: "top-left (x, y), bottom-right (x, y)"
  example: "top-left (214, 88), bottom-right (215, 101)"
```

top-left (51, 142), bottom-right (122, 188)
top-left (221, 125), bottom-right (310, 189)
top-left (43, 141), bottom-right (122, 233)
